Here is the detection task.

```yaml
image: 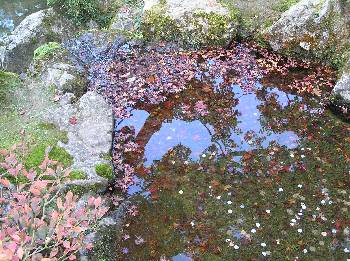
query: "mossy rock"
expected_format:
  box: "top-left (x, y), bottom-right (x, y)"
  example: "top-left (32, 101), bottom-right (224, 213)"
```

top-left (95, 163), bottom-right (113, 180)
top-left (141, 1), bottom-right (239, 49)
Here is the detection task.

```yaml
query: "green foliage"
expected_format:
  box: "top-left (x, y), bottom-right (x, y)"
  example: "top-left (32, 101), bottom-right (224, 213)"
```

top-left (69, 170), bottom-right (87, 180)
top-left (273, 0), bottom-right (300, 12)
top-left (95, 163), bottom-right (113, 180)
top-left (47, 0), bottom-right (112, 27)
top-left (33, 42), bottom-right (61, 60)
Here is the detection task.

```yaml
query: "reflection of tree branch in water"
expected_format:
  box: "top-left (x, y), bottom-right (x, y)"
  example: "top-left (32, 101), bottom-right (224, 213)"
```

top-left (203, 123), bottom-right (226, 155)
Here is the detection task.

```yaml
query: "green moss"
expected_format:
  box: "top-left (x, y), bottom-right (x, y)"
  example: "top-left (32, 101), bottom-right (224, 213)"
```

top-left (24, 144), bottom-right (72, 170)
top-left (262, 18), bottom-right (274, 29)
top-left (24, 144), bottom-right (47, 170)
top-left (68, 183), bottom-right (104, 196)
top-left (0, 71), bottom-right (21, 111)
top-left (69, 170), bottom-right (87, 180)
top-left (100, 153), bottom-right (113, 161)
top-left (33, 42), bottom-right (62, 61)
top-left (273, 0), bottom-right (300, 12)
top-left (329, 44), bottom-right (350, 70)
top-left (95, 163), bottom-right (113, 180)
top-left (48, 146), bottom-right (74, 167)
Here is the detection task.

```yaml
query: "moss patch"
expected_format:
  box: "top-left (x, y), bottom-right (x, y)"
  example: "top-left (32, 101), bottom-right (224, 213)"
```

top-left (49, 146), bottom-right (74, 167)
top-left (95, 163), bottom-right (113, 180)
top-left (69, 170), bottom-right (87, 180)
top-left (34, 42), bottom-right (62, 61)
top-left (273, 0), bottom-right (300, 12)
top-left (68, 182), bottom-right (105, 196)
top-left (0, 71), bottom-right (21, 111)
top-left (24, 144), bottom-right (72, 170)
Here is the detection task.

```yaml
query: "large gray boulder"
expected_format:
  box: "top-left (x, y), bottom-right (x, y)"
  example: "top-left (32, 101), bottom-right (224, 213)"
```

top-left (0, 8), bottom-right (77, 73)
top-left (332, 59), bottom-right (350, 109)
top-left (333, 73), bottom-right (350, 102)
top-left (46, 91), bottom-right (113, 179)
top-left (263, 0), bottom-right (350, 63)
top-left (141, 0), bottom-right (238, 48)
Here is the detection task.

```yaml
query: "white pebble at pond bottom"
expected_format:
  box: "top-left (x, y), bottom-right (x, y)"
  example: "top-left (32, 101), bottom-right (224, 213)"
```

top-left (262, 251), bottom-right (271, 256)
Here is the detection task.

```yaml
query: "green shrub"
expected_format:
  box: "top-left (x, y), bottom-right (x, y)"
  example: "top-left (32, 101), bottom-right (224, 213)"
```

top-left (95, 163), bottom-right (113, 180)
top-left (47, 0), bottom-right (112, 27)
top-left (33, 42), bottom-right (61, 60)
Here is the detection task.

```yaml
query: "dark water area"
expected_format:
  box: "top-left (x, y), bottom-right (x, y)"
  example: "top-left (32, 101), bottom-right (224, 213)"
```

top-left (0, 0), bottom-right (45, 39)
top-left (103, 47), bottom-right (350, 260)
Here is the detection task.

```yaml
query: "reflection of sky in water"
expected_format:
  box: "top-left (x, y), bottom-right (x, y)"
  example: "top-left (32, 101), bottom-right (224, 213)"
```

top-left (232, 84), bottom-right (300, 150)
top-left (117, 84), bottom-right (300, 165)
top-left (118, 111), bottom-right (213, 166)
top-left (117, 109), bottom-right (150, 134)
top-left (127, 176), bottom-right (148, 196)
top-left (173, 253), bottom-right (193, 261)
top-left (145, 120), bottom-right (212, 165)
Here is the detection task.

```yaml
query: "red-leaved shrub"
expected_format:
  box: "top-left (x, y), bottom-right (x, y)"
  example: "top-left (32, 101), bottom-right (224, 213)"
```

top-left (0, 145), bottom-right (109, 260)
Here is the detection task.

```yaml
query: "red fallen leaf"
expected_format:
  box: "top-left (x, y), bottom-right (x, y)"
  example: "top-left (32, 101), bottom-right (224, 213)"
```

top-left (10, 234), bottom-right (21, 242)
top-left (242, 152), bottom-right (252, 160)
top-left (274, 175), bottom-right (281, 183)
top-left (63, 241), bottom-right (70, 249)
top-left (335, 219), bottom-right (342, 230)
top-left (163, 101), bottom-right (174, 109)
top-left (149, 187), bottom-right (157, 194)
top-left (199, 192), bottom-right (206, 199)
top-left (0, 179), bottom-right (10, 188)
top-left (69, 117), bottom-right (78, 125)
top-left (146, 75), bottom-right (157, 84)
top-left (151, 194), bottom-right (160, 200)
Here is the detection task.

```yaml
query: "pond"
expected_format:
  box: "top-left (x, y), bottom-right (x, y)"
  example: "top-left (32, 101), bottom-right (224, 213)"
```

top-left (83, 41), bottom-right (350, 260)
top-left (0, 0), bottom-right (45, 39)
